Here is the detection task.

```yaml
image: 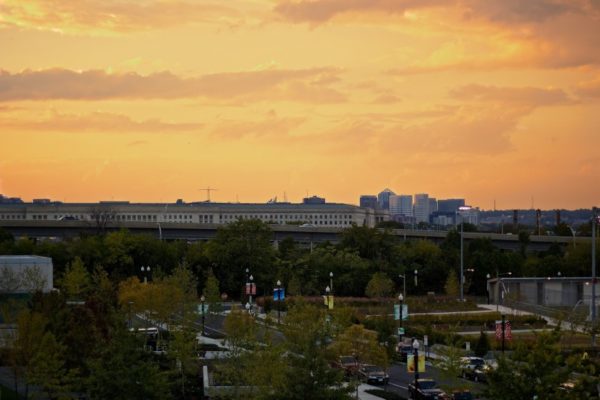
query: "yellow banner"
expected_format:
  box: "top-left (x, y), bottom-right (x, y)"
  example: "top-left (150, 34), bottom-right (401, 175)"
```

top-left (322, 295), bottom-right (334, 309)
top-left (407, 354), bottom-right (425, 373)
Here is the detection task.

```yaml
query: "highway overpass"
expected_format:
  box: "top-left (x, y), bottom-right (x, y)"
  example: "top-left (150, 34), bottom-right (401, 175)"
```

top-left (0, 220), bottom-right (589, 252)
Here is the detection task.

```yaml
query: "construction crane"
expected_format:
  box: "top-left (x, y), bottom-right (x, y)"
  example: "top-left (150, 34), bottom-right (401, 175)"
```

top-left (199, 187), bottom-right (217, 202)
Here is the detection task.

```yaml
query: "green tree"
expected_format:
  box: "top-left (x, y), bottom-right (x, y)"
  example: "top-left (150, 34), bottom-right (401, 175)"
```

top-left (8, 310), bottom-right (48, 399)
top-left (205, 219), bottom-right (275, 296)
top-left (60, 257), bottom-right (91, 300)
top-left (277, 303), bottom-right (352, 400)
top-left (485, 331), bottom-right (599, 399)
top-left (85, 331), bottom-right (170, 400)
top-left (474, 330), bottom-right (490, 358)
top-left (28, 331), bottom-right (77, 400)
top-left (444, 269), bottom-right (459, 297)
top-left (330, 324), bottom-right (388, 367)
top-left (203, 268), bottom-right (222, 313)
top-left (365, 272), bottom-right (394, 298)
top-left (287, 273), bottom-right (302, 296)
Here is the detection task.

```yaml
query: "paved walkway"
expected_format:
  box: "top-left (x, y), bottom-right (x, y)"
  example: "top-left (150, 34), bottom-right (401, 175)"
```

top-left (357, 383), bottom-right (388, 400)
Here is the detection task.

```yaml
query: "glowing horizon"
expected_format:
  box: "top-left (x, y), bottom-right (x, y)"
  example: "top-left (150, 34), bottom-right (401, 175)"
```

top-left (0, 0), bottom-right (599, 210)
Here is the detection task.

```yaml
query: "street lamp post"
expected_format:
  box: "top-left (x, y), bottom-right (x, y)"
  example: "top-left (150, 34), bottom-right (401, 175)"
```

top-left (141, 266), bottom-right (151, 284)
top-left (458, 206), bottom-right (473, 302)
top-left (592, 207), bottom-right (598, 347)
top-left (249, 274), bottom-right (254, 310)
top-left (398, 294), bottom-right (404, 340)
top-left (398, 274), bottom-right (407, 300)
top-left (412, 338), bottom-right (420, 400)
top-left (494, 271), bottom-right (512, 312)
top-left (486, 274), bottom-right (491, 305)
top-left (200, 295), bottom-right (206, 335)
top-left (414, 269), bottom-right (418, 288)
top-left (276, 279), bottom-right (282, 324)
top-left (329, 272), bottom-right (334, 295)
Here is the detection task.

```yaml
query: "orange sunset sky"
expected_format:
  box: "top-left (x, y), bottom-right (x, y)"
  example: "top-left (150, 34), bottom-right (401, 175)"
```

top-left (0, 0), bottom-right (599, 209)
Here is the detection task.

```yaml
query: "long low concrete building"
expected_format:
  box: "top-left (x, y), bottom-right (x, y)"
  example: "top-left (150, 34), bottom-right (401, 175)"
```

top-left (0, 200), bottom-right (388, 228)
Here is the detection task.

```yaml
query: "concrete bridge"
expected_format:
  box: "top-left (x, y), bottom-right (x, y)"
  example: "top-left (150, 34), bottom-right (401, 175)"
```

top-left (0, 220), bottom-right (590, 252)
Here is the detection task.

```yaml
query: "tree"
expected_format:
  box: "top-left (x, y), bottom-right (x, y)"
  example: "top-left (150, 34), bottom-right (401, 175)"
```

top-left (85, 331), bottom-right (170, 400)
top-left (287, 273), bottom-right (302, 296)
top-left (204, 219), bottom-right (275, 296)
top-left (277, 303), bottom-right (352, 400)
top-left (485, 330), bottom-right (599, 399)
top-left (474, 330), bottom-right (490, 358)
top-left (28, 331), bottom-right (77, 399)
top-left (60, 257), bottom-right (91, 300)
top-left (365, 272), bottom-right (394, 298)
top-left (203, 268), bottom-right (222, 313)
top-left (7, 310), bottom-right (48, 399)
top-left (444, 269), bottom-right (459, 297)
top-left (329, 324), bottom-right (388, 367)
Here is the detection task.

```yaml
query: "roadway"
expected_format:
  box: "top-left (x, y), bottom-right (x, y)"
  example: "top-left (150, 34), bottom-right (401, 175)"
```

top-left (0, 219), bottom-right (587, 251)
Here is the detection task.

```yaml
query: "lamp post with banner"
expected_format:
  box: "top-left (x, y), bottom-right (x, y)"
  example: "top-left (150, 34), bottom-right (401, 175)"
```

top-left (274, 280), bottom-right (284, 324)
top-left (200, 295), bottom-right (206, 335)
top-left (245, 274), bottom-right (256, 313)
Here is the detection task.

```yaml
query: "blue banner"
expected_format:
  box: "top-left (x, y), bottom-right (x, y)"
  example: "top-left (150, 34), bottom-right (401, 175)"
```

top-left (273, 288), bottom-right (285, 301)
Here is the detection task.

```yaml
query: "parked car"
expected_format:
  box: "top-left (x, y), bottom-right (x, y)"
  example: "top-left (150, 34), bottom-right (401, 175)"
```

top-left (357, 364), bottom-right (389, 385)
top-left (408, 378), bottom-right (450, 400)
top-left (332, 356), bottom-right (359, 377)
top-left (460, 357), bottom-right (485, 379)
top-left (467, 365), bottom-right (492, 383)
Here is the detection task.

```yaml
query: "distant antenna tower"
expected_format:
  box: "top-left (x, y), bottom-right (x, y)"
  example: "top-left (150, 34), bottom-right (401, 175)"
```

top-left (284, 191), bottom-right (288, 202)
top-left (531, 196), bottom-right (534, 210)
top-left (199, 187), bottom-right (217, 202)
top-left (494, 199), bottom-right (496, 211)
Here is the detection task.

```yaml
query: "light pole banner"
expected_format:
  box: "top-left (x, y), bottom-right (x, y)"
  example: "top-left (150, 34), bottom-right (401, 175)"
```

top-left (197, 304), bottom-right (209, 314)
top-left (273, 288), bottom-right (285, 301)
top-left (394, 304), bottom-right (409, 320)
top-left (322, 295), bottom-right (334, 309)
top-left (407, 355), bottom-right (426, 373)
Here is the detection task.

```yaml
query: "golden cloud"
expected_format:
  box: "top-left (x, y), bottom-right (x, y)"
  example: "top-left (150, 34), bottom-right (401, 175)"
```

top-left (0, 0), bottom-right (244, 33)
top-left (0, 111), bottom-right (204, 133)
top-left (0, 67), bottom-right (346, 103)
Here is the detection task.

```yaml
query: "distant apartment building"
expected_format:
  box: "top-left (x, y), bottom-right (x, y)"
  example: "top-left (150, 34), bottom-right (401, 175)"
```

top-left (377, 189), bottom-right (395, 210)
top-left (413, 194), bottom-right (430, 223)
top-left (389, 195), bottom-right (413, 217)
top-left (437, 199), bottom-right (466, 213)
top-left (360, 195), bottom-right (378, 209)
top-left (428, 198), bottom-right (438, 215)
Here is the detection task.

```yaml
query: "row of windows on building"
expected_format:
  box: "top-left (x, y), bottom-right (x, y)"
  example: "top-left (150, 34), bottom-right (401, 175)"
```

top-left (0, 212), bottom-right (357, 225)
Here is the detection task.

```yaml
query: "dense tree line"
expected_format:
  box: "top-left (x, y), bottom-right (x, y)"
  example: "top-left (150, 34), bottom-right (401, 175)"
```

top-left (0, 220), bottom-right (598, 299)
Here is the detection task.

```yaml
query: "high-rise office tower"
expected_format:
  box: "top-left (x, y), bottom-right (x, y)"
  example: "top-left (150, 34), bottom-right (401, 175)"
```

top-left (377, 188), bottom-right (395, 210)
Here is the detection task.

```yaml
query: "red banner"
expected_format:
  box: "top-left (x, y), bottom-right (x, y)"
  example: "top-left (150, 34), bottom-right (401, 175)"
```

top-left (245, 283), bottom-right (256, 295)
top-left (495, 320), bottom-right (512, 341)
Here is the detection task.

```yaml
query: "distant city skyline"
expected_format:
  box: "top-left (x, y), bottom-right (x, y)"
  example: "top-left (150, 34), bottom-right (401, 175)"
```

top-left (0, 1), bottom-right (598, 210)
top-left (1, 191), bottom-right (596, 211)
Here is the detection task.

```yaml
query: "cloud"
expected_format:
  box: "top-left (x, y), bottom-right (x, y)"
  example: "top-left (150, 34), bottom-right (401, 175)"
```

top-left (0, 0), bottom-right (244, 33)
top-left (274, 0), bottom-right (446, 23)
top-left (0, 67), bottom-right (346, 103)
top-left (462, 0), bottom-right (578, 24)
top-left (211, 115), bottom-right (306, 139)
top-left (0, 111), bottom-right (204, 133)
top-left (575, 78), bottom-right (600, 99)
top-left (274, 0), bottom-right (578, 24)
top-left (450, 84), bottom-right (571, 106)
top-left (371, 94), bottom-right (402, 104)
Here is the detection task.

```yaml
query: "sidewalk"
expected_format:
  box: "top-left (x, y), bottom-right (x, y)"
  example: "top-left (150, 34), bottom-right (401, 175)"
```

top-left (357, 383), bottom-right (388, 400)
